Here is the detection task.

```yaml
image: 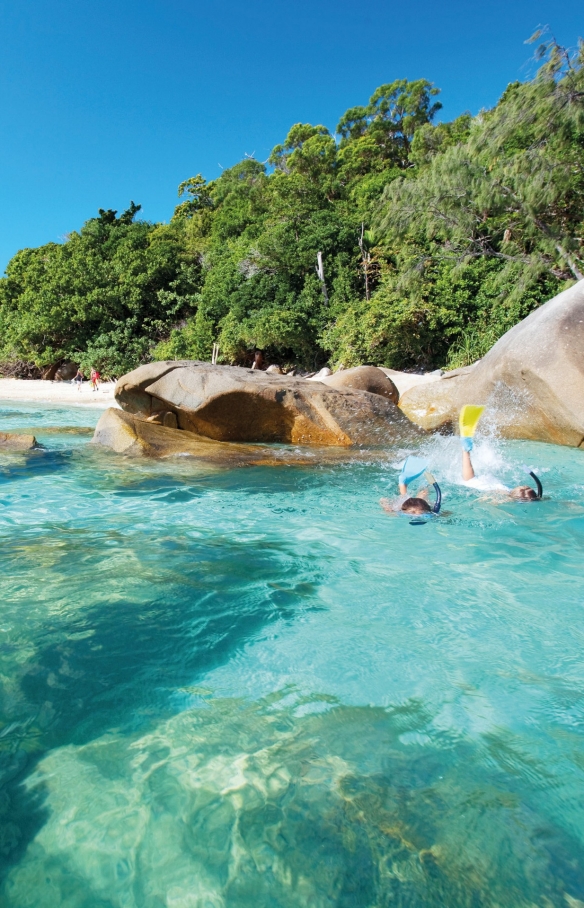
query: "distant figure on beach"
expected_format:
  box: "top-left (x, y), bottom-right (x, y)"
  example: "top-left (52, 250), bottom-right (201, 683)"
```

top-left (90, 368), bottom-right (100, 392)
top-left (251, 351), bottom-right (264, 371)
top-left (73, 368), bottom-right (83, 391)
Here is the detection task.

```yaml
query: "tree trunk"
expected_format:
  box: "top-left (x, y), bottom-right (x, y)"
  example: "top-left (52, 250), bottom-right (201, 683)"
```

top-left (556, 244), bottom-right (584, 281)
top-left (316, 252), bottom-right (329, 305)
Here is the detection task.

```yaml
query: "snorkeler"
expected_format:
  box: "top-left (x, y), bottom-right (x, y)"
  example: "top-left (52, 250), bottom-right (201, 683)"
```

top-left (380, 455), bottom-right (442, 518)
top-left (459, 405), bottom-right (542, 500)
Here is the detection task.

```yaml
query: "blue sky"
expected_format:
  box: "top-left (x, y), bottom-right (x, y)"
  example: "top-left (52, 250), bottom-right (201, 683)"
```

top-left (0, 0), bottom-right (581, 272)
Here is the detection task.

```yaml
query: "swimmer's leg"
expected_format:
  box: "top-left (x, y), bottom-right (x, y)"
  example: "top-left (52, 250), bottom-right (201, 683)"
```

top-left (462, 448), bottom-right (475, 481)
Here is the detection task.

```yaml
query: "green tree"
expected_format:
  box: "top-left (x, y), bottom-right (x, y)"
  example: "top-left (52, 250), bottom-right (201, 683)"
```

top-left (0, 206), bottom-right (199, 377)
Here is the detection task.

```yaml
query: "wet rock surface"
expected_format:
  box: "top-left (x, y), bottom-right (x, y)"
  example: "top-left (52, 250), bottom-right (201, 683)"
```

top-left (92, 407), bottom-right (406, 466)
top-left (400, 279), bottom-right (584, 447)
top-left (0, 432), bottom-right (38, 451)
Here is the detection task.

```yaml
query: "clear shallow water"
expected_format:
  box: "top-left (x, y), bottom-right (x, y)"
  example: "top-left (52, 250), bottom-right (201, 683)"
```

top-left (0, 402), bottom-right (583, 906)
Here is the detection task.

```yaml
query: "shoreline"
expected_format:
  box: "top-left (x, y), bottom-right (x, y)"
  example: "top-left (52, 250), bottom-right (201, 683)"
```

top-left (0, 378), bottom-right (119, 408)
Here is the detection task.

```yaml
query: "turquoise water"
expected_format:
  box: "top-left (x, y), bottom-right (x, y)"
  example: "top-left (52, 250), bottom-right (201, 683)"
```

top-left (0, 401), bottom-right (584, 907)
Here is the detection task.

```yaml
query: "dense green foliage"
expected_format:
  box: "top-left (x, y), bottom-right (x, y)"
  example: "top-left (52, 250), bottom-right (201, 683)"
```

top-left (1, 35), bottom-right (582, 377)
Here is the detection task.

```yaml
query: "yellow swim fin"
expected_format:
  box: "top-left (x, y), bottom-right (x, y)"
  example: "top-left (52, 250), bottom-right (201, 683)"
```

top-left (459, 405), bottom-right (485, 438)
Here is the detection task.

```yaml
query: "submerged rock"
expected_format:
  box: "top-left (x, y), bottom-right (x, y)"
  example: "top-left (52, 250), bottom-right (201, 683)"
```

top-left (113, 362), bottom-right (420, 448)
top-left (400, 279), bottom-right (584, 447)
top-left (0, 432), bottom-right (37, 451)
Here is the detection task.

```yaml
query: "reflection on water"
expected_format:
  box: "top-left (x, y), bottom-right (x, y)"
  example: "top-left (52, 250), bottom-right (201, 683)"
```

top-left (0, 402), bottom-right (583, 906)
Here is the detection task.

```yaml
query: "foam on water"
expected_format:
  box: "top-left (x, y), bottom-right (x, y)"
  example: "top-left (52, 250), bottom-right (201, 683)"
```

top-left (0, 402), bottom-right (583, 906)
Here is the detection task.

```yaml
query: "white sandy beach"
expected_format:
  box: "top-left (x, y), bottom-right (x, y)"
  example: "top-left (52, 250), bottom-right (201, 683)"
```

top-left (0, 378), bottom-right (119, 408)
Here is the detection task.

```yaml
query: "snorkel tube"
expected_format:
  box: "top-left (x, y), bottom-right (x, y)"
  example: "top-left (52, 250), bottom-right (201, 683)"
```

top-left (522, 465), bottom-right (543, 499)
top-left (408, 473), bottom-right (441, 525)
top-left (529, 471), bottom-right (543, 500)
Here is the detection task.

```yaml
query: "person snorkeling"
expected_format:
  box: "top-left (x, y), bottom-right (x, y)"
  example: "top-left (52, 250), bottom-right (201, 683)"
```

top-left (380, 455), bottom-right (442, 520)
top-left (459, 405), bottom-right (542, 500)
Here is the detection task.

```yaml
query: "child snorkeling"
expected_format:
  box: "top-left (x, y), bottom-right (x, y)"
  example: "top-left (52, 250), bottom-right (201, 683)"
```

top-left (380, 456), bottom-right (442, 518)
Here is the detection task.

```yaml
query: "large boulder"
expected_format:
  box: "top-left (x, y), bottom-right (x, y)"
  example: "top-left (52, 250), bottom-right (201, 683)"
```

top-left (317, 365), bottom-right (399, 403)
top-left (93, 408), bottom-right (264, 461)
top-left (92, 408), bottom-right (405, 465)
top-left (114, 362), bottom-right (421, 447)
top-left (398, 366), bottom-right (477, 432)
top-left (378, 368), bottom-right (442, 399)
top-left (399, 280), bottom-right (584, 446)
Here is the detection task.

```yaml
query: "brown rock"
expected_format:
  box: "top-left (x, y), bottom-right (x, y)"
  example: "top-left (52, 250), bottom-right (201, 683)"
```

top-left (114, 362), bottom-right (421, 447)
top-left (54, 361), bottom-right (79, 382)
top-left (92, 408), bottom-right (232, 458)
top-left (146, 410), bottom-right (178, 429)
top-left (318, 365), bottom-right (399, 403)
top-left (399, 279), bottom-right (584, 446)
top-left (92, 408), bottom-right (409, 464)
top-left (0, 432), bottom-right (37, 451)
top-left (115, 361), bottom-right (195, 417)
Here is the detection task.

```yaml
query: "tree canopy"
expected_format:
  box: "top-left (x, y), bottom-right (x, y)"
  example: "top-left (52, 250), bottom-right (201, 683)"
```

top-left (1, 34), bottom-right (582, 378)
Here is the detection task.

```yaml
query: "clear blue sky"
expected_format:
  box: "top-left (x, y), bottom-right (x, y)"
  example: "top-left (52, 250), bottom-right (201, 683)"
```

top-left (0, 0), bottom-right (581, 272)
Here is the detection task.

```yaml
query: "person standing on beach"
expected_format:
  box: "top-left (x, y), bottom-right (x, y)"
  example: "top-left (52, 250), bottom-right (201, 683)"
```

top-left (90, 368), bottom-right (100, 391)
top-left (73, 368), bottom-right (83, 391)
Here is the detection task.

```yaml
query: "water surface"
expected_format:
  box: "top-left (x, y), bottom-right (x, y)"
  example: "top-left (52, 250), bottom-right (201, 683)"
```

top-left (0, 401), bottom-right (583, 907)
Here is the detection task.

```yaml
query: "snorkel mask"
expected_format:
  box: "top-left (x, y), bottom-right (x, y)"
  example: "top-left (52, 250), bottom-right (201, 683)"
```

top-left (408, 471), bottom-right (442, 525)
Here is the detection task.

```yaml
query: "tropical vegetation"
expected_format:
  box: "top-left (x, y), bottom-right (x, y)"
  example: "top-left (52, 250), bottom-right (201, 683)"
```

top-left (0, 33), bottom-right (582, 378)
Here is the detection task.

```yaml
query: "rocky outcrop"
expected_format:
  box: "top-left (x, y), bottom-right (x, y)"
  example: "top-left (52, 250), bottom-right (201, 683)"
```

top-left (93, 408), bottom-right (261, 460)
top-left (113, 362), bottom-right (421, 448)
top-left (398, 366), bottom-right (477, 432)
top-left (0, 432), bottom-right (38, 451)
top-left (92, 407), bottom-right (405, 465)
top-left (399, 280), bottom-right (584, 446)
top-left (378, 368), bottom-right (442, 399)
top-left (317, 366), bottom-right (399, 403)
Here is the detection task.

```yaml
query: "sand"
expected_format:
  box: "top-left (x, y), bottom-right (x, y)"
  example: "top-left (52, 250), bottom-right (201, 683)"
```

top-left (0, 378), bottom-right (119, 408)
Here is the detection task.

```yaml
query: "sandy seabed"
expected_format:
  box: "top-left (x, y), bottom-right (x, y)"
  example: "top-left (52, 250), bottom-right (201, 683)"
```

top-left (0, 378), bottom-right (119, 408)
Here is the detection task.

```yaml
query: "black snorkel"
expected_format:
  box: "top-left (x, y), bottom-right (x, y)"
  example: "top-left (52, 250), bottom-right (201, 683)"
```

top-left (529, 471), bottom-right (543, 500)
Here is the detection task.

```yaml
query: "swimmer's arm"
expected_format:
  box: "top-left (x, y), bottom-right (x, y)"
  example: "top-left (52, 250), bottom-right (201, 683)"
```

top-left (380, 497), bottom-right (404, 514)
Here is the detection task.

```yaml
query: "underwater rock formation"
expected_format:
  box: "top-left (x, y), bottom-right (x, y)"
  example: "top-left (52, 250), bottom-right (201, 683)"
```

top-left (400, 279), bottom-right (584, 447)
top-left (103, 362), bottom-right (420, 453)
top-left (0, 431), bottom-right (37, 451)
